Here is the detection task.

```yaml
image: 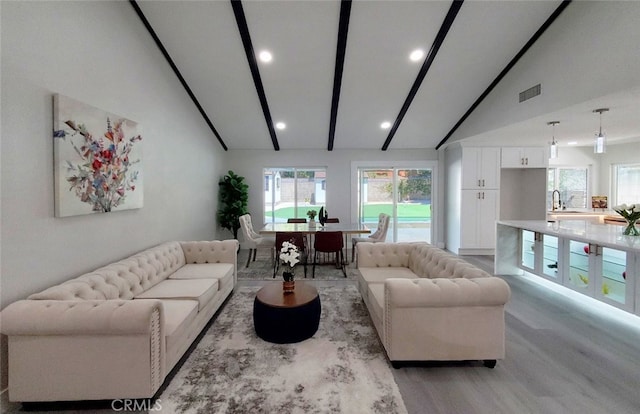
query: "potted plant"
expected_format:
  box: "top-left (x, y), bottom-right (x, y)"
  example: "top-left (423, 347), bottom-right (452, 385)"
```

top-left (306, 209), bottom-right (317, 225)
top-left (217, 170), bottom-right (248, 239)
top-left (279, 241), bottom-right (300, 293)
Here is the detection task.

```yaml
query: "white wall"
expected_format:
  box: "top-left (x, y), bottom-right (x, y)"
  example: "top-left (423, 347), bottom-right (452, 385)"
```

top-left (449, 1), bottom-right (640, 144)
top-left (1, 1), bottom-right (228, 389)
top-left (224, 148), bottom-right (443, 245)
top-left (500, 169), bottom-right (547, 220)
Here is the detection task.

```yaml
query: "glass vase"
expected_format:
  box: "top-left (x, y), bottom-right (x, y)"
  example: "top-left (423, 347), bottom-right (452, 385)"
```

top-left (282, 269), bottom-right (295, 293)
top-left (622, 219), bottom-right (639, 236)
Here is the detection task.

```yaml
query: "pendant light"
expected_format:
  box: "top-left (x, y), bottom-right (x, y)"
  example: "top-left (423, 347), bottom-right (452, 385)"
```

top-left (547, 121), bottom-right (559, 159)
top-left (593, 108), bottom-right (609, 154)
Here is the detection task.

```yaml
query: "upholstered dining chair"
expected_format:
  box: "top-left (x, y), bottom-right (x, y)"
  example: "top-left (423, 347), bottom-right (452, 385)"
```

top-left (351, 213), bottom-right (390, 263)
top-left (273, 232), bottom-right (307, 278)
top-left (287, 218), bottom-right (307, 223)
top-left (313, 231), bottom-right (346, 278)
top-left (238, 214), bottom-right (275, 268)
top-left (324, 218), bottom-right (340, 223)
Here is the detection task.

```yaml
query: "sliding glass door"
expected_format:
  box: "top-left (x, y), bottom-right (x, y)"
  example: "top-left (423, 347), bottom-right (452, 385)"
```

top-left (357, 167), bottom-right (432, 243)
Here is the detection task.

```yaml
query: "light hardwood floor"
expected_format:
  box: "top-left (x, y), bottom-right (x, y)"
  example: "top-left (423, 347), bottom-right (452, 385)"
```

top-left (393, 255), bottom-right (640, 414)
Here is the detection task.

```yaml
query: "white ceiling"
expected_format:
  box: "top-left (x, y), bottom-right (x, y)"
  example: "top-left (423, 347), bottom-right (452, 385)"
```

top-left (463, 86), bottom-right (640, 148)
top-left (135, 0), bottom-right (636, 152)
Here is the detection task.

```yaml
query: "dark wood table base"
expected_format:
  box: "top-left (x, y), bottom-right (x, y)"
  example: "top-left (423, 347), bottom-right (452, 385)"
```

top-left (253, 282), bottom-right (321, 344)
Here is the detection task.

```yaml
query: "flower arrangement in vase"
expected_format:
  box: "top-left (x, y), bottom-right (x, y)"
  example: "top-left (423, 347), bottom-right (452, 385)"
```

top-left (279, 241), bottom-right (300, 293)
top-left (306, 209), bottom-right (317, 225)
top-left (613, 204), bottom-right (640, 236)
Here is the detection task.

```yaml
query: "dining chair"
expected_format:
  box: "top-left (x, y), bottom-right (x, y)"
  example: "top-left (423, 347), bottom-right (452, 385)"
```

top-left (287, 218), bottom-right (307, 223)
top-left (313, 231), bottom-right (346, 278)
top-left (238, 214), bottom-right (275, 268)
top-left (273, 232), bottom-right (307, 278)
top-left (351, 213), bottom-right (390, 263)
top-left (324, 218), bottom-right (340, 223)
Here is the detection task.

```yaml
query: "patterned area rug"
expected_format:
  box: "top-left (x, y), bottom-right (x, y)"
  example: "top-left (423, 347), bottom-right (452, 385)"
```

top-left (159, 284), bottom-right (407, 414)
top-left (238, 248), bottom-right (360, 280)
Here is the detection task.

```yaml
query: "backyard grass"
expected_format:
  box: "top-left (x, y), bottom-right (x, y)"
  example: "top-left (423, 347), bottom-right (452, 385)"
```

top-left (268, 203), bottom-right (431, 221)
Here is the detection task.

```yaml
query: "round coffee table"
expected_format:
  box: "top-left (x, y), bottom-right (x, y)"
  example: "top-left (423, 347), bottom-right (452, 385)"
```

top-left (253, 281), bottom-right (321, 344)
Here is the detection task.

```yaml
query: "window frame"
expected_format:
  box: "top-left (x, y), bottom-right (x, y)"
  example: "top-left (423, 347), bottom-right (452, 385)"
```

top-left (263, 167), bottom-right (327, 224)
top-left (547, 166), bottom-right (590, 210)
top-left (612, 162), bottom-right (640, 207)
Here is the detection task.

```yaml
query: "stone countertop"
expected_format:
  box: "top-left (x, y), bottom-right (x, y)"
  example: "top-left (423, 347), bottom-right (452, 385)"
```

top-left (498, 220), bottom-right (640, 252)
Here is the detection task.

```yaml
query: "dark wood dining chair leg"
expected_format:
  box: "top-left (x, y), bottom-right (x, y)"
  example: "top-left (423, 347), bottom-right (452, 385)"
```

top-left (246, 249), bottom-right (253, 268)
top-left (312, 252), bottom-right (317, 278)
top-left (341, 251), bottom-right (347, 278)
top-left (253, 249), bottom-right (257, 262)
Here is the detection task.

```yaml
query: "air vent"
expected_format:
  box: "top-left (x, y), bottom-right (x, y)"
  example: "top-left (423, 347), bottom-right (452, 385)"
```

top-left (519, 84), bottom-right (541, 103)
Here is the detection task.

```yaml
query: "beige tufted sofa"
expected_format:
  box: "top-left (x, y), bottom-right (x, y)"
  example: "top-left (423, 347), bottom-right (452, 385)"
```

top-left (0, 240), bottom-right (238, 403)
top-left (356, 242), bottom-right (511, 368)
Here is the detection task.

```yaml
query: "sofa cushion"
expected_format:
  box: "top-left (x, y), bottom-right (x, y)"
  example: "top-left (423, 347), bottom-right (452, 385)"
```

top-left (170, 263), bottom-right (233, 279)
top-left (135, 279), bottom-right (218, 311)
top-left (170, 263), bottom-right (234, 294)
top-left (160, 299), bottom-right (199, 353)
top-left (359, 267), bottom-right (419, 284)
top-left (368, 283), bottom-right (385, 327)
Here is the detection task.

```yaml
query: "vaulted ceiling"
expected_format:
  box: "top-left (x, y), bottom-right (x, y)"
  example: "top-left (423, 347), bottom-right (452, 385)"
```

top-left (133, 0), bottom-right (571, 151)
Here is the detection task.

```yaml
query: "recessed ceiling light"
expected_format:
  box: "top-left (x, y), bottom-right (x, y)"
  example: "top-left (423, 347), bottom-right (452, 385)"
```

top-left (409, 49), bottom-right (424, 62)
top-left (275, 122), bottom-right (286, 130)
top-left (568, 141), bottom-right (578, 146)
top-left (380, 121), bottom-right (391, 129)
top-left (259, 50), bottom-right (272, 63)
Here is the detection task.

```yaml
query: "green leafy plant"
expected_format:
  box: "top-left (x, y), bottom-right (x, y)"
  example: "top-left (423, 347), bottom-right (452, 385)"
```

top-left (306, 209), bottom-right (317, 220)
top-left (218, 170), bottom-right (248, 239)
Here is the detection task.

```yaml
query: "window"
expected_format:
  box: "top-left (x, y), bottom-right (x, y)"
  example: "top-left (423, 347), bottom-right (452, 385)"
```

top-left (264, 167), bottom-right (327, 224)
top-left (613, 163), bottom-right (640, 206)
top-left (547, 167), bottom-right (589, 210)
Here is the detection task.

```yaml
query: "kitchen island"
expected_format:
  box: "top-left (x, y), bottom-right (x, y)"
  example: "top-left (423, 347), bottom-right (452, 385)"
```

top-left (496, 220), bottom-right (640, 316)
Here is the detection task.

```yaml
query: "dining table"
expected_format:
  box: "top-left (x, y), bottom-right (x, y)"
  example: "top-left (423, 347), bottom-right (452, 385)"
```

top-left (259, 222), bottom-right (371, 265)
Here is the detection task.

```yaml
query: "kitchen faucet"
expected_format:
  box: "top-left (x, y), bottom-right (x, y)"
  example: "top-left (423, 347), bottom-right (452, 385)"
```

top-left (552, 190), bottom-right (561, 211)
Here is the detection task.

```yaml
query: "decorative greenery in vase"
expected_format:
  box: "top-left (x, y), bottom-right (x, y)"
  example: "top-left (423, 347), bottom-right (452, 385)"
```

top-left (613, 204), bottom-right (640, 236)
top-left (279, 241), bottom-right (300, 281)
top-left (306, 209), bottom-right (317, 222)
top-left (218, 170), bottom-right (248, 239)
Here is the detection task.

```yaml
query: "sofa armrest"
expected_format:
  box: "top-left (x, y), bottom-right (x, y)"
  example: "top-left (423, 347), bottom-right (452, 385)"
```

top-left (1, 299), bottom-right (167, 401)
top-left (357, 242), bottom-right (424, 268)
top-left (381, 277), bottom-right (510, 362)
top-left (1, 299), bottom-right (164, 336)
top-left (180, 240), bottom-right (238, 264)
top-left (385, 277), bottom-right (511, 308)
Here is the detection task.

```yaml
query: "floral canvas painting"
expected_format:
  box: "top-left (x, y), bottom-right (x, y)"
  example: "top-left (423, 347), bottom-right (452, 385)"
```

top-left (53, 94), bottom-right (143, 217)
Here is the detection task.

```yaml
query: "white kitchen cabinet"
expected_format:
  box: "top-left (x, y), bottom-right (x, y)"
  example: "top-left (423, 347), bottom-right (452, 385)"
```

top-left (461, 147), bottom-right (500, 189)
top-left (460, 189), bottom-right (499, 249)
top-left (501, 147), bottom-right (548, 168)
